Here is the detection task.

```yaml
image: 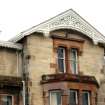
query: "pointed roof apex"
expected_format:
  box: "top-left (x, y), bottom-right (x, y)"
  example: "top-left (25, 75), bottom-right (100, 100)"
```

top-left (10, 9), bottom-right (105, 44)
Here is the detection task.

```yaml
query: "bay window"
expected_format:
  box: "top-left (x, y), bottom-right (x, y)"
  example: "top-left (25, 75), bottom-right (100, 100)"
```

top-left (49, 90), bottom-right (91, 105)
top-left (44, 36), bottom-right (97, 105)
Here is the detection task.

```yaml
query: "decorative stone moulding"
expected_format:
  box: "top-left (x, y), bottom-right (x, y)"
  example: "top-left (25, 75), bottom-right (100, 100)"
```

top-left (10, 9), bottom-right (105, 44)
top-left (41, 73), bottom-right (99, 88)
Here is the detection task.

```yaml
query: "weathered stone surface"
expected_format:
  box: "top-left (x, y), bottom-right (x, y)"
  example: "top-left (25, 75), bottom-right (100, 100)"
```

top-left (22, 31), bottom-right (105, 105)
top-left (0, 48), bottom-right (22, 77)
top-left (0, 29), bottom-right (105, 105)
top-left (25, 34), bottom-right (55, 105)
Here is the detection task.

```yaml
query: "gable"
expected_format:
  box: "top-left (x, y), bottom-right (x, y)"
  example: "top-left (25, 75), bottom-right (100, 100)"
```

top-left (10, 9), bottom-right (105, 45)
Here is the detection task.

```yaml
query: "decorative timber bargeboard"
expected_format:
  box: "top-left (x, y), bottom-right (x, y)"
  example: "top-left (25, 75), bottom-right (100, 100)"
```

top-left (10, 9), bottom-right (105, 45)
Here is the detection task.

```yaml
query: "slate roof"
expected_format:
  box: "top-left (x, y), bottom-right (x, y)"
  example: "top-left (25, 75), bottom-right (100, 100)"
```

top-left (0, 40), bottom-right (22, 50)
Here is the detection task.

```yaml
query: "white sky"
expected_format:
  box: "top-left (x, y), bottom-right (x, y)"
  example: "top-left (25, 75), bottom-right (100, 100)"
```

top-left (0, 0), bottom-right (105, 41)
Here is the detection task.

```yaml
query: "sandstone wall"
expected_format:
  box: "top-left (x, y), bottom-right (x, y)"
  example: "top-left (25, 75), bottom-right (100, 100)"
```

top-left (25, 34), bottom-right (54, 105)
top-left (0, 48), bottom-right (22, 77)
top-left (25, 30), bottom-right (105, 105)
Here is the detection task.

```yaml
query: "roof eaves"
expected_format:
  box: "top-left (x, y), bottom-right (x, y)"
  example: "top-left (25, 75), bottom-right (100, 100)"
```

top-left (0, 41), bottom-right (23, 50)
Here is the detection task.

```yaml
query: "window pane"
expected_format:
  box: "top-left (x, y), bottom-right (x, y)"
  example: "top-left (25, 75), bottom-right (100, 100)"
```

top-left (71, 49), bottom-right (77, 60)
top-left (70, 49), bottom-right (78, 74)
top-left (57, 47), bottom-right (64, 58)
top-left (0, 95), bottom-right (12, 105)
top-left (57, 47), bottom-right (65, 73)
top-left (58, 59), bottom-right (64, 72)
top-left (71, 61), bottom-right (77, 74)
top-left (69, 90), bottom-right (78, 105)
top-left (50, 91), bottom-right (61, 105)
top-left (82, 92), bottom-right (90, 105)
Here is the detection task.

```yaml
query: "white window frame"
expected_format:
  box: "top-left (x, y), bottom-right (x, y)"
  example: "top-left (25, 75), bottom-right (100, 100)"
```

top-left (69, 89), bottom-right (78, 105)
top-left (57, 47), bottom-right (66, 73)
top-left (70, 48), bottom-right (78, 74)
top-left (82, 91), bottom-right (90, 105)
top-left (50, 90), bottom-right (62, 105)
top-left (0, 94), bottom-right (13, 105)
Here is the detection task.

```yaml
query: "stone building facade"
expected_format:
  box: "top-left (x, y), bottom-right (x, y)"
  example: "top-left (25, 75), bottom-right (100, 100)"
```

top-left (0, 9), bottom-right (105, 105)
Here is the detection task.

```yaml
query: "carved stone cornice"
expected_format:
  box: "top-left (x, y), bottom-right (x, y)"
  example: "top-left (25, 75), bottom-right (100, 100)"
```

top-left (10, 9), bottom-right (105, 44)
top-left (41, 73), bottom-right (99, 88)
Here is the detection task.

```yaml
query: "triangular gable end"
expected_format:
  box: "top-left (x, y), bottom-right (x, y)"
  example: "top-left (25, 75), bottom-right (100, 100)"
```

top-left (10, 9), bottom-right (105, 44)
